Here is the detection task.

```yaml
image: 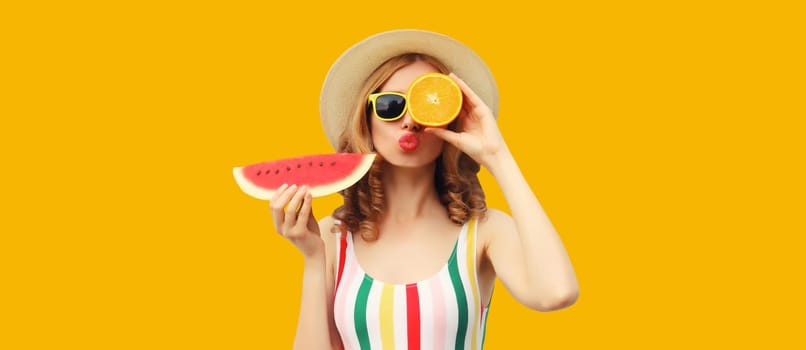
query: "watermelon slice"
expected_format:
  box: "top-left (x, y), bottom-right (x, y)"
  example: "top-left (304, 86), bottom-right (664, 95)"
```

top-left (233, 153), bottom-right (376, 200)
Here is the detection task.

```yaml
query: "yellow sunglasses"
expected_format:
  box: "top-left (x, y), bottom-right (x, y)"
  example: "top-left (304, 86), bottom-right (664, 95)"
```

top-left (367, 92), bottom-right (408, 121)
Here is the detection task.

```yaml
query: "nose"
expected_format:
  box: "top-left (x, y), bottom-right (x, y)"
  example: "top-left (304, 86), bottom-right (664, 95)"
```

top-left (400, 113), bottom-right (422, 132)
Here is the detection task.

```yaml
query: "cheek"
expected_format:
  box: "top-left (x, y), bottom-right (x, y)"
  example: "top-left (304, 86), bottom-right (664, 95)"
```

top-left (370, 119), bottom-right (393, 145)
top-left (423, 132), bottom-right (444, 146)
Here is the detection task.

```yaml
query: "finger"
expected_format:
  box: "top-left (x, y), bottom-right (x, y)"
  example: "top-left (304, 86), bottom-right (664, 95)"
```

top-left (269, 183), bottom-right (292, 223)
top-left (449, 72), bottom-right (485, 110)
top-left (271, 184), bottom-right (298, 223)
top-left (425, 127), bottom-right (462, 148)
top-left (283, 185), bottom-right (306, 228)
top-left (269, 183), bottom-right (289, 203)
top-left (297, 189), bottom-right (313, 230)
top-left (459, 100), bottom-right (476, 122)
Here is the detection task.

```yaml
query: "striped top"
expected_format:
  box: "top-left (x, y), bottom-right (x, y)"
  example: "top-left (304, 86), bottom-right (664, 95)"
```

top-left (333, 217), bottom-right (491, 350)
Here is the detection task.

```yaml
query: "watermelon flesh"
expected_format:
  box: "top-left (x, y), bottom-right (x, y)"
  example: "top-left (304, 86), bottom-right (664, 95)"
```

top-left (233, 153), bottom-right (376, 200)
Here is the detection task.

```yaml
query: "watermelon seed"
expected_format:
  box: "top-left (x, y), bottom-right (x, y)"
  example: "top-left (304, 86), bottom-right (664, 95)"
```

top-left (330, 161), bottom-right (336, 166)
top-left (275, 169), bottom-right (280, 174)
top-left (309, 162), bottom-right (313, 167)
top-left (319, 162), bottom-right (323, 166)
top-left (286, 166), bottom-right (291, 172)
top-left (297, 164), bottom-right (301, 168)
top-left (256, 170), bottom-right (261, 175)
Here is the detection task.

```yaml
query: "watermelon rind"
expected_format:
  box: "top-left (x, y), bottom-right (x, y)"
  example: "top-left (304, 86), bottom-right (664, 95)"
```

top-left (233, 153), bottom-right (376, 200)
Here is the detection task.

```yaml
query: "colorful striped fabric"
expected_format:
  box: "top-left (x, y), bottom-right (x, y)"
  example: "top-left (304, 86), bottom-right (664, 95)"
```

top-left (334, 218), bottom-right (491, 350)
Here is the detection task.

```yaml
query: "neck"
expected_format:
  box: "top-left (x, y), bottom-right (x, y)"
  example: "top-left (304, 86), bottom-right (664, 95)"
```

top-left (379, 162), bottom-right (443, 226)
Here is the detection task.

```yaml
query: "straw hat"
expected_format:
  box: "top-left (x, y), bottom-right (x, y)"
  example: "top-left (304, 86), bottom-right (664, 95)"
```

top-left (319, 29), bottom-right (499, 150)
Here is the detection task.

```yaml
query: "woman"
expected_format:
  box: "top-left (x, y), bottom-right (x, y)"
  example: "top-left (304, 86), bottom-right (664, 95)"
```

top-left (269, 30), bottom-right (579, 349)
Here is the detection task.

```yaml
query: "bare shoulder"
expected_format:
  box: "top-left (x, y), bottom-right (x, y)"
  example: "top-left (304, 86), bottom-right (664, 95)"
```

top-left (478, 208), bottom-right (516, 237)
top-left (480, 208), bottom-right (514, 226)
top-left (318, 215), bottom-right (337, 237)
top-left (318, 215), bottom-right (338, 271)
top-left (475, 209), bottom-right (516, 293)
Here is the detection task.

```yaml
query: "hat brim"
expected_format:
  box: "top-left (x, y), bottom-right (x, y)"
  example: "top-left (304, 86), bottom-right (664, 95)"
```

top-left (319, 29), bottom-right (499, 150)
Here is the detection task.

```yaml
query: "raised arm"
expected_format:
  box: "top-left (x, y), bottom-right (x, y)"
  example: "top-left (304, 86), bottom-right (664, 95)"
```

top-left (425, 73), bottom-right (579, 312)
top-left (483, 155), bottom-right (579, 311)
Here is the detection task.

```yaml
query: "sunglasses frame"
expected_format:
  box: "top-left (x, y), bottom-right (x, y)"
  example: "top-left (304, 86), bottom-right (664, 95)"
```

top-left (367, 92), bottom-right (408, 121)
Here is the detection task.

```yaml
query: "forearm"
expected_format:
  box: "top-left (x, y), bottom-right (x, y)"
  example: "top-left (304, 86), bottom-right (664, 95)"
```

top-left (487, 150), bottom-right (579, 305)
top-left (293, 253), bottom-right (337, 350)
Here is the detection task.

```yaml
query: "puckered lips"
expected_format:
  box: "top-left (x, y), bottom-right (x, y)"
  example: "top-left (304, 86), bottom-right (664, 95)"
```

top-left (398, 132), bottom-right (419, 152)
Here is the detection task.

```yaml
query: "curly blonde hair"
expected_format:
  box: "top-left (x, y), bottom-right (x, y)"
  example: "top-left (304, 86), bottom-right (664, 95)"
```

top-left (332, 53), bottom-right (486, 240)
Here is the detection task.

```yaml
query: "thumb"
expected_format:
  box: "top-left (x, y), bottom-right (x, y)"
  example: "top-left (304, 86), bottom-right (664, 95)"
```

top-left (424, 127), bottom-right (462, 147)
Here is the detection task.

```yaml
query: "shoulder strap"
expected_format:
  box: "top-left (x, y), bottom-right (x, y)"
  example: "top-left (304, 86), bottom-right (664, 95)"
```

top-left (334, 220), bottom-right (349, 293)
top-left (468, 216), bottom-right (479, 263)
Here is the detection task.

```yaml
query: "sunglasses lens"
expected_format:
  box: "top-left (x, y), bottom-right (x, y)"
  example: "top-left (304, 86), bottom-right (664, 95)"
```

top-left (374, 94), bottom-right (406, 120)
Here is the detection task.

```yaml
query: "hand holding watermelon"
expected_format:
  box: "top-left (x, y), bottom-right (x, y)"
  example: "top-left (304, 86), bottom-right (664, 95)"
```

top-left (268, 184), bottom-right (323, 258)
top-left (234, 153), bottom-right (375, 257)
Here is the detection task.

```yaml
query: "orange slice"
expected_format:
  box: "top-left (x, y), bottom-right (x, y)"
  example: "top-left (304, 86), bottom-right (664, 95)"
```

top-left (406, 73), bottom-right (463, 127)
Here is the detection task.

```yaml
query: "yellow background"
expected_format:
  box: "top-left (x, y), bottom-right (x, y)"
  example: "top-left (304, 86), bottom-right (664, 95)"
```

top-left (2, 1), bottom-right (804, 348)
